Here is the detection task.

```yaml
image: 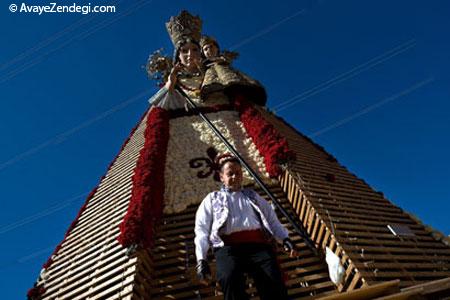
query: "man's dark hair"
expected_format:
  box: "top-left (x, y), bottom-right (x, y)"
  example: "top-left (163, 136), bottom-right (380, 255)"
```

top-left (218, 157), bottom-right (241, 173)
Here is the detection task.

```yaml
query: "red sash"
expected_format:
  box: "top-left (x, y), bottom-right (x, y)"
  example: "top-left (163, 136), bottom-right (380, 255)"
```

top-left (221, 229), bottom-right (270, 245)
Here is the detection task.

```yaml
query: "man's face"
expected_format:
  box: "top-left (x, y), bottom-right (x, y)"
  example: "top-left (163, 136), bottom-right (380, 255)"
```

top-left (219, 161), bottom-right (243, 191)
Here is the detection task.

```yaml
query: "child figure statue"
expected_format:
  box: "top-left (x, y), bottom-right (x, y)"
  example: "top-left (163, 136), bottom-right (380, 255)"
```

top-left (200, 36), bottom-right (267, 106)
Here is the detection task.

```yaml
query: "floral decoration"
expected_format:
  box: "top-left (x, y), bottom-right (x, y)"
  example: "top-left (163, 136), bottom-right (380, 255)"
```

top-left (233, 95), bottom-right (295, 177)
top-left (189, 147), bottom-right (220, 181)
top-left (163, 110), bottom-right (270, 214)
top-left (27, 285), bottom-right (46, 300)
top-left (117, 107), bottom-right (170, 248)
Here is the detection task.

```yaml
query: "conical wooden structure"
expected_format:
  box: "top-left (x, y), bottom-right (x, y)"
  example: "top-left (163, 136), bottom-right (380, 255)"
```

top-left (29, 104), bottom-right (450, 300)
top-left (28, 10), bottom-right (450, 299)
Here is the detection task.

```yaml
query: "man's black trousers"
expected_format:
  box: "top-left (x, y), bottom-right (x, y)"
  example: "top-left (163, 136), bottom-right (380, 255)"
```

top-left (214, 243), bottom-right (289, 300)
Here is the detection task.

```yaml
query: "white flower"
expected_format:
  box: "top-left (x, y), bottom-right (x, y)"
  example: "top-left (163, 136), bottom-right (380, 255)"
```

top-left (163, 111), bottom-right (270, 214)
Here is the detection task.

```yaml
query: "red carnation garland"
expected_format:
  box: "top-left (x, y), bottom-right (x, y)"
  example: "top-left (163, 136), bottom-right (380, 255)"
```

top-left (27, 285), bottom-right (46, 300)
top-left (233, 95), bottom-right (295, 177)
top-left (117, 107), bottom-right (170, 248)
top-left (28, 109), bottom-right (149, 300)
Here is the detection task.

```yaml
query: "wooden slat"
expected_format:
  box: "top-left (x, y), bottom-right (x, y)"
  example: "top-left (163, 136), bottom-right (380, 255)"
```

top-left (343, 244), bottom-right (450, 255)
top-left (43, 242), bottom-right (126, 291)
top-left (52, 209), bottom-right (127, 263)
top-left (316, 280), bottom-right (400, 300)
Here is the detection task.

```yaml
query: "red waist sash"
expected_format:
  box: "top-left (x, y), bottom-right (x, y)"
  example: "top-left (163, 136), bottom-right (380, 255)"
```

top-left (221, 229), bottom-right (270, 245)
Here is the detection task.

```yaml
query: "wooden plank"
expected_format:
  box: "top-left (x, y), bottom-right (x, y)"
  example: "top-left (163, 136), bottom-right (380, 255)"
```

top-left (335, 231), bottom-right (436, 242)
top-left (92, 168), bottom-right (135, 197)
top-left (309, 196), bottom-right (404, 216)
top-left (287, 281), bottom-right (336, 297)
top-left (55, 211), bottom-right (126, 260)
top-left (75, 184), bottom-right (132, 225)
top-left (105, 150), bottom-right (141, 172)
top-left (98, 162), bottom-right (137, 187)
top-left (342, 237), bottom-right (450, 249)
top-left (44, 257), bottom-right (137, 299)
top-left (303, 203), bottom-right (312, 229)
top-left (362, 262), bottom-right (450, 270)
top-left (347, 272), bottom-right (362, 291)
top-left (71, 268), bottom-right (136, 300)
top-left (66, 196), bottom-right (130, 242)
top-left (325, 218), bottom-right (424, 231)
top-left (307, 208), bottom-right (316, 232)
top-left (46, 231), bottom-right (122, 277)
top-left (343, 245), bottom-right (450, 255)
top-left (374, 289), bottom-right (422, 300)
top-left (360, 270), bottom-right (450, 278)
top-left (356, 253), bottom-right (450, 262)
top-left (289, 161), bottom-right (368, 182)
top-left (43, 243), bottom-right (127, 289)
top-left (45, 253), bottom-right (134, 293)
top-left (299, 195), bottom-right (308, 222)
top-left (315, 222), bottom-right (326, 247)
top-left (315, 280), bottom-right (400, 300)
top-left (333, 223), bottom-right (427, 235)
top-left (300, 179), bottom-right (389, 201)
top-left (311, 214), bottom-right (321, 241)
top-left (288, 170), bottom-right (382, 196)
top-left (322, 230), bottom-right (331, 250)
top-left (316, 209), bottom-right (418, 226)
top-left (45, 260), bottom-right (135, 299)
top-left (401, 276), bottom-right (450, 294)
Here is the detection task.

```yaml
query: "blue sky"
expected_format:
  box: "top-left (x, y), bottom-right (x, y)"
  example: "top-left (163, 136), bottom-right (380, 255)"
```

top-left (1, 0), bottom-right (449, 298)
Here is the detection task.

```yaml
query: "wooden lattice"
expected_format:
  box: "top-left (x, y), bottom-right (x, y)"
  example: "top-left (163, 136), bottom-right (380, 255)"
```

top-left (261, 108), bottom-right (450, 291)
top-left (144, 184), bottom-right (337, 299)
top-left (31, 106), bottom-right (450, 299)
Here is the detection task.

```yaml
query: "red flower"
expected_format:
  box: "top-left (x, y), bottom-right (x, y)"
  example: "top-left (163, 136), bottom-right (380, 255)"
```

top-left (117, 107), bottom-right (170, 248)
top-left (27, 286), bottom-right (46, 300)
top-left (233, 95), bottom-right (295, 177)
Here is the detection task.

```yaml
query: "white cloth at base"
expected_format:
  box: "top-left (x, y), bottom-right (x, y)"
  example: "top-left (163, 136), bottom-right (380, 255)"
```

top-left (325, 247), bottom-right (345, 285)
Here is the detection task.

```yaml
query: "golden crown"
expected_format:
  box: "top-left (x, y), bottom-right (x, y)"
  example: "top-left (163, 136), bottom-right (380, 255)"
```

top-left (166, 10), bottom-right (202, 48)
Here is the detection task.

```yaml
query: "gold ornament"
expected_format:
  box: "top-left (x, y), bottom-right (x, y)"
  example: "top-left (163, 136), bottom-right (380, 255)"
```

top-left (166, 10), bottom-right (202, 48)
top-left (145, 48), bottom-right (173, 84)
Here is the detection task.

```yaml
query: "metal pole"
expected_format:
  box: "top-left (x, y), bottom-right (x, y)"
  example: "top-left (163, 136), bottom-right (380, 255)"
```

top-left (175, 86), bottom-right (317, 255)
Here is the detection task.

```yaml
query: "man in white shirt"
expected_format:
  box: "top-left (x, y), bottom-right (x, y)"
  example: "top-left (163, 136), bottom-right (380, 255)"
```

top-left (194, 155), bottom-right (297, 300)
